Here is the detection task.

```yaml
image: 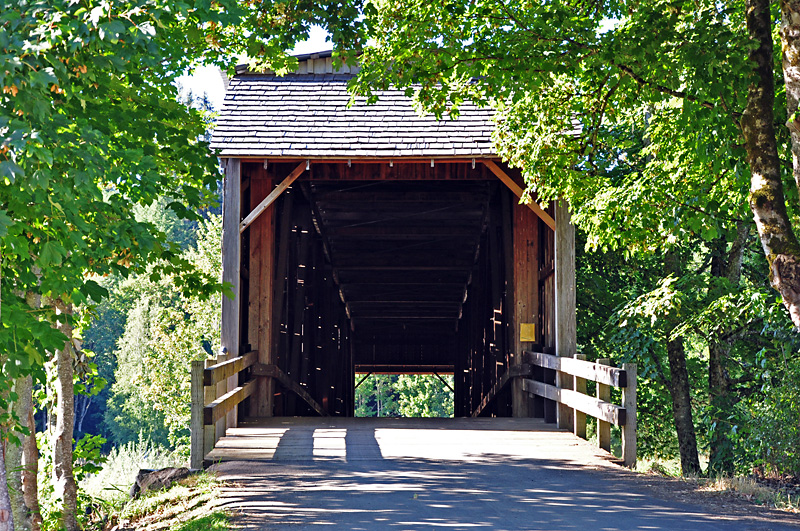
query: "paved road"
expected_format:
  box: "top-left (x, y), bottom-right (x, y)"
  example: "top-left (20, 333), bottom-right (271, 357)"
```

top-left (210, 418), bottom-right (800, 530)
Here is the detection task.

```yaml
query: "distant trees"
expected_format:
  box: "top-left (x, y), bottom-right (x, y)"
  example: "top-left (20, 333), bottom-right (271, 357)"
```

top-left (355, 374), bottom-right (454, 418)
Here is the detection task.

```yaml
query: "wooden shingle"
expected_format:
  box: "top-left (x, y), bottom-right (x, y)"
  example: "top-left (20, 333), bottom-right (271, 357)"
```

top-left (210, 67), bottom-right (495, 159)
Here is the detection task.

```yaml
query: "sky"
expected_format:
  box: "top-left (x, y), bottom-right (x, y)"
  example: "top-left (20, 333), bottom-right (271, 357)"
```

top-left (177, 26), bottom-right (332, 111)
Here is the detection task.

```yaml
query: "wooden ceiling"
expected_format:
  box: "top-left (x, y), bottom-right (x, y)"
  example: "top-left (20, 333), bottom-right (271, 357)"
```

top-left (303, 180), bottom-right (492, 369)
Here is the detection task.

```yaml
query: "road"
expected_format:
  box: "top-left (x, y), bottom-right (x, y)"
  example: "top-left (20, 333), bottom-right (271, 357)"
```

top-left (210, 417), bottom-right (800, 530)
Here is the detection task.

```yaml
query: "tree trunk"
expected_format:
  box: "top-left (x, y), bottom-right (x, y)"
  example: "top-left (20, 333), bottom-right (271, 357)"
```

top-left (666, 336), bottom-right (702, 475)
top-left (665, 250), bottom-right (702, 476)
top-left (707, 221), bottom-right (749, 475)
top-left (0, 268), bottom-right (12, 531)
top-left (0, 444), bottom-right (13, 531)
top-left (74, 394), bottom-right (92, 435)
top-left (20, 376), bottom-right (39, 531)
top-left (53, 303), bottom-right (78, 531)
top-left (744, 0), bottom-right (800, 328)
top-left (5, 378), bottom-right (33, 531)
top-left (781, 0), bottom-right (800, 196)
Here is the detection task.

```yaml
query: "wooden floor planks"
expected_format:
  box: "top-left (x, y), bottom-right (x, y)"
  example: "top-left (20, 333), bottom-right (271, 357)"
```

top-left (205, 416), bottom-right (606, 464)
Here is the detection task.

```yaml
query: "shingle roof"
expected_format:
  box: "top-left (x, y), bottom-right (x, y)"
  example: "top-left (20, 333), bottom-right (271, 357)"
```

top-left (209, 73), bottom-right (496, 158)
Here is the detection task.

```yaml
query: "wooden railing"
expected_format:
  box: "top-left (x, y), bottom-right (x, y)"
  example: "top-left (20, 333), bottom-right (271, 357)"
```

top-left (190, 350), bottom-right (328, 469)
top-left (190, 351), bottom-right (256, 469)
top-left (522, 351), bottom-right (637, 467)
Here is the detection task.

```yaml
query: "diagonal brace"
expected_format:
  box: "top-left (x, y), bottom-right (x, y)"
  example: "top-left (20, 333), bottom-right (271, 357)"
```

top-left (482, 160), bottom-right (555, 230)
top-left (240, 161), bottom-right (307, 234)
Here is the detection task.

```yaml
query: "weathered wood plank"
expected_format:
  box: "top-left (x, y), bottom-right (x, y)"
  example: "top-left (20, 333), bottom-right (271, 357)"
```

top-left (521, 379), bottom-right (627, 426)
top-left (203, 358), bottom-right (217, 458)
top-left (190, 361), bottom-right (204, 469)
top-left (622, 363), bottom-right (637, 468)
top-left (523, 351), bottom-right (628, 388)
top-left (239, 161), bottom-right (306, 233)
top-left (203, 351), bottom-right (258, 387)
top-left (512, 190), bottom-right (538, 418)
top-left (574, 354), bottom-right (587, 439)
top-left (204, 379), bottom-right (257, 426)
top-left (483, 160), bottom-right (555, 230)
top-left (597, 358), bottom-right (612, 452)
top-left (249, 171), bottom-right (276, 417)
top-left (221, 158), bottom-right (241, 364)
top-left (555, 199), bottom-right (576, 431)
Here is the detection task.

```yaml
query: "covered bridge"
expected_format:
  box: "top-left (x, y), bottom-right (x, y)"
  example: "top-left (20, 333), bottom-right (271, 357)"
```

top-left (192, 52), bottom-right (637, 470)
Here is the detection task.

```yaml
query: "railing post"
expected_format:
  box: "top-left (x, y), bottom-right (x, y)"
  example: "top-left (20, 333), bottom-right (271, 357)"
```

top-left (203, 357), bottom-right (218, 461)
top-left (573, 354), bottom-right (587, 439)
top-left (597, 358), bottom-right (611, 452)
top-left (622, 362), bottom-right (637, 468)
top-left (190, 360), bottom-right (204, 469)
top-left (215, 352), bottom-right (230, 441)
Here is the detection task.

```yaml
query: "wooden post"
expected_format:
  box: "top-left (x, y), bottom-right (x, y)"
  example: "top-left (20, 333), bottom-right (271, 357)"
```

top-left (216, 352), bottom-right (230, 440)
top-left (249, 170), bottom-right (276, 417)
top-left (597, 358), bottom-right (612, 452)
top-left (190, 360), bottom-right (204, 469)
top-left (221, 158), bottom-right (241, 368)
top-left (221, 158), bottom-right (241, 429)
top-left (203, 357), bottom-right (217, 460)
top-left (555, 199), bottom-right (576, 430)
top-left (573, 354), bottom-right (587, 439)
top-left (622, 362), bottom-right (637, 468)
top-left (511, 193), bottom-right (539, 418)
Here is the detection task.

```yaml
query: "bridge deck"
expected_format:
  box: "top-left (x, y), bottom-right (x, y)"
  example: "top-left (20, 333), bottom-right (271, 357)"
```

top-left (206, 416), bottom-right (613, 464)
top-left (209, 418), bottom-right (799, 530)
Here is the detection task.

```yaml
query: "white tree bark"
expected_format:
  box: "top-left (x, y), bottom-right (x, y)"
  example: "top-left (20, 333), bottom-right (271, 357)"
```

top-left (52, 303), bottom-right (78, 531)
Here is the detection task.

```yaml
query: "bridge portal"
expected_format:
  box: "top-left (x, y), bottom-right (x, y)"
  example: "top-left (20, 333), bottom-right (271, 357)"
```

top-left (201, 51), bottom-right (578, 455)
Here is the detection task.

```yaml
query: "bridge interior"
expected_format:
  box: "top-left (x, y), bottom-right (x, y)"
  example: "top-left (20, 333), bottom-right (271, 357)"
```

top-left (238, 161), bottom-right (555, 420)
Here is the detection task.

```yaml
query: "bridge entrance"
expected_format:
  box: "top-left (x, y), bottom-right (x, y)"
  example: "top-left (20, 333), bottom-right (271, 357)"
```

top-left (191, 55), bottom-right (622, 470)
top-left (228, 160), bottom-right (565, 421)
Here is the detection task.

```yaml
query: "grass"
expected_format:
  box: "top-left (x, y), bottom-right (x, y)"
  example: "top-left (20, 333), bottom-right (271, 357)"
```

top-left (635, 457), bottom-right (800, 513)
top-left (81, 439), bottom-right (184, 502)
top-left (79, 439), bottom-right (232, 530)
top-left (698, 476), bottom-right (800, 513)
top-left (95, 472), bottom-right (231, 531)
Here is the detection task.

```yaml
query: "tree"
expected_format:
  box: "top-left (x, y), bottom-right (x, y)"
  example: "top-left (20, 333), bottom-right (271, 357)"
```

top-left (396, 375), bottom-right (454, 418)
top-left (323, 0), bottom-right (800, 474)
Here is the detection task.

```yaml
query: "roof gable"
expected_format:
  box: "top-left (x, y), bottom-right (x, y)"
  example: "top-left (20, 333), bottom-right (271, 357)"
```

top-left (210, 67), bottom-right (495, 159)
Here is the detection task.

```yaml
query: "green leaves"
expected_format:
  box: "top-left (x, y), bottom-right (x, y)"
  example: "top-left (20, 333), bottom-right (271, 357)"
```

top-left (37, 241), bottom-right (66, 267)
top-left (0, 160), bottom-right (23, 182)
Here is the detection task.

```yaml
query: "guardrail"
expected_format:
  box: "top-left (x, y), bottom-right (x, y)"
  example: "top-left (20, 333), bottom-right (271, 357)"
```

top-left (523, 351), bottom-right (637, 467)
top-left (190, 350), bottom-right (329, 468)
top-left (190, 351), bottom-right (257, 469)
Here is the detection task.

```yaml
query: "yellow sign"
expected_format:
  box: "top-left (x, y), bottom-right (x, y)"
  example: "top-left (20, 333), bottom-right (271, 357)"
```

top-left (520, 323), bottom-right (536, 342)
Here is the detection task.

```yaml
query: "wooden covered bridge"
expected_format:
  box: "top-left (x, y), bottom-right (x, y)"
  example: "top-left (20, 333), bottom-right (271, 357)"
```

top-left (190, 52), bottom-right (636, 470)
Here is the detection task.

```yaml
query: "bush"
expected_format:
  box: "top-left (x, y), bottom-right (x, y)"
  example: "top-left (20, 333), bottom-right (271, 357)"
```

top-left (81, 437), bottom-right (184, 502)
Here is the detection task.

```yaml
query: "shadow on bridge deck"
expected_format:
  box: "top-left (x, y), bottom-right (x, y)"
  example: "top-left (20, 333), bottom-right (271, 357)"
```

top-left (205, 417), bottom-right (614, 465)
top-left (209, 418), bottom-right (800, 530)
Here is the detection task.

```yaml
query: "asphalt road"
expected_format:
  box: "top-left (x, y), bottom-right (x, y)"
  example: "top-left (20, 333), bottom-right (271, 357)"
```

top-left (210, 418), bottom-right (800, 530)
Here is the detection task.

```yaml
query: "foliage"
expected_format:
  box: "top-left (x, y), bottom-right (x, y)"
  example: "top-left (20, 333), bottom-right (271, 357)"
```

top-left (396, 375), bottom-right (454, 418)
top-left (355, 374), bottom-right (399, 417)
top-left (80, 437), bottom-right (183, 503)
top-left (734, 355), bottom-right (800, 476)
top-left (104, 214), bottom-right (222, 454)
top-left (86, 470), bottom-right (227, 531)
top-left (355, 374), bottom-right (454, 418)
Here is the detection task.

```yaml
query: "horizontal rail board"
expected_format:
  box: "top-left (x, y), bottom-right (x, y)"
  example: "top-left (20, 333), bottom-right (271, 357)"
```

top-left (524, 351), bottom-right (628, 388)
top-left (522, 378), bottom-right (627, 426)
top-left (203, 351), bottom-right (258, 387)
top-left (204, 379), bottom-right (256, 425)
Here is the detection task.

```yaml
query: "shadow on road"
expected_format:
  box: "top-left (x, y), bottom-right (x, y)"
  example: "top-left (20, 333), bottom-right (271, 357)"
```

top-left (213, 424), bottom-right (800, 531)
